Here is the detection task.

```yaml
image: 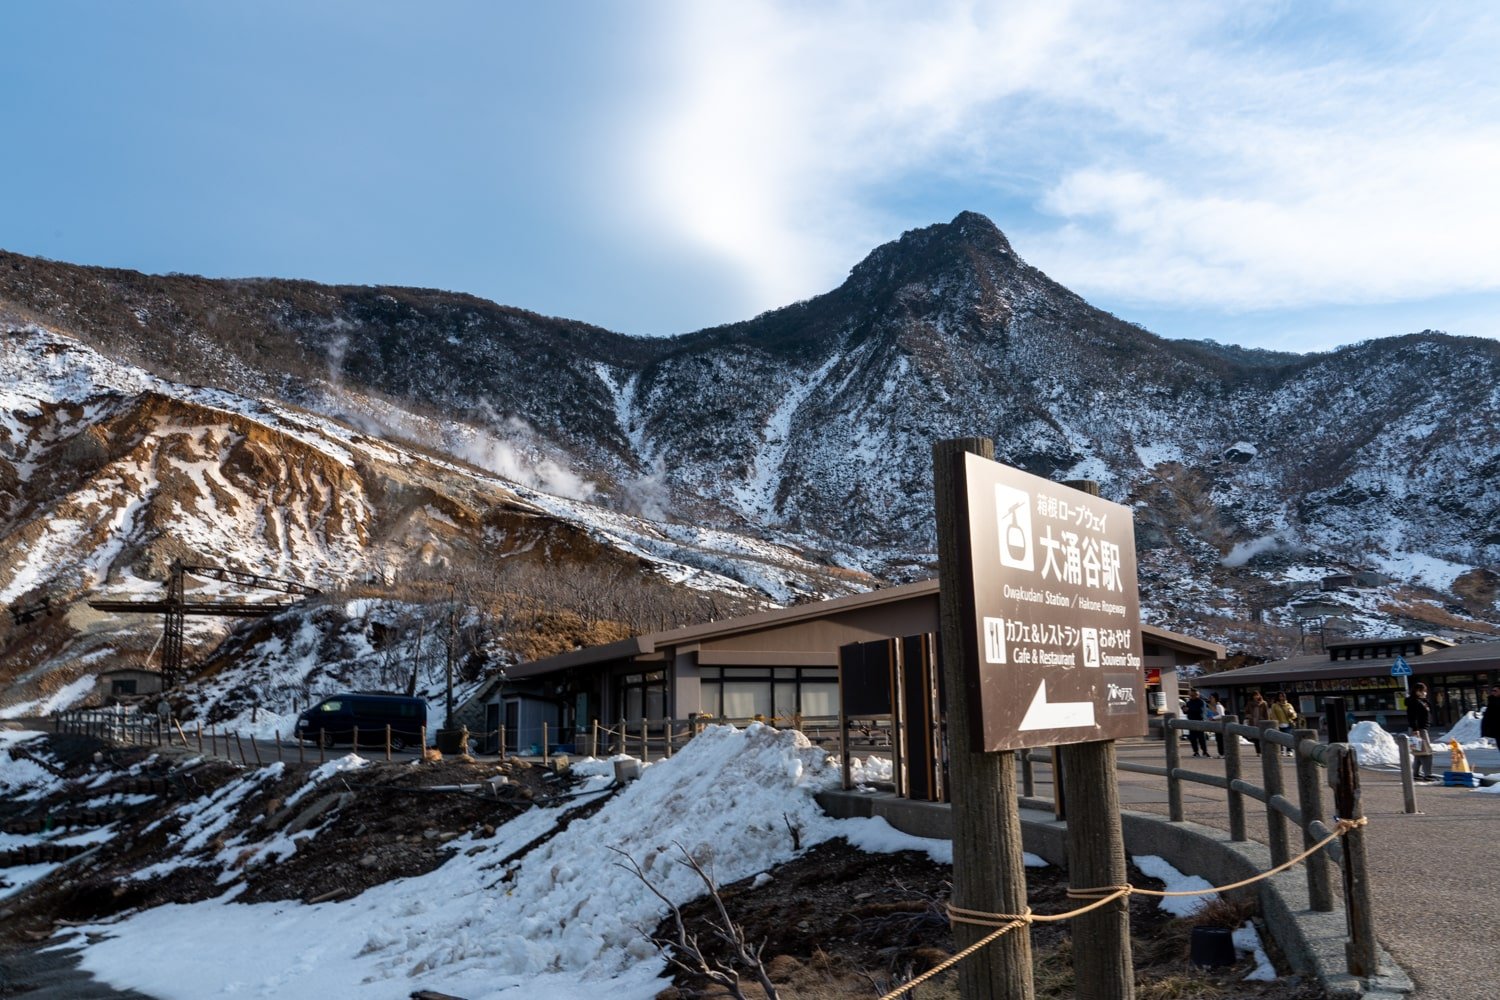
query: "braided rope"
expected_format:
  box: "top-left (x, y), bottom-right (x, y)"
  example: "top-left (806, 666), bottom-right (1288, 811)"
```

top-left (874, 816), bottom-right (1368, 1000)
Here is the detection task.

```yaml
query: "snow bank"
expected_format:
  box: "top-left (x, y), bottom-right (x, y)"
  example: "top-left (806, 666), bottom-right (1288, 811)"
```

top-left (76, 723), bottom-right (954, 999)
top-left (1348, 721), bottom-right (1400, 767)
top-left (1444, 711), bottom-right (1489, 748)
top-left (0, 675), bottom-right (97, 719)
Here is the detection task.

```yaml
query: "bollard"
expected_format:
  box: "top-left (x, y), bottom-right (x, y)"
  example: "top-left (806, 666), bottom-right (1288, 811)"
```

top-left (1397, 739), bottom-right (1417, 814)
top-left (1021, 748), bottom-right (1036, 798)
top-left (385, 724), bottom-right (392, 762)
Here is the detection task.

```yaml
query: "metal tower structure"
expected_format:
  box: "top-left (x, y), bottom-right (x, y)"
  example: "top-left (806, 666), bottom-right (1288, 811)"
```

top-left (88, 560), bottom-right (321, 689)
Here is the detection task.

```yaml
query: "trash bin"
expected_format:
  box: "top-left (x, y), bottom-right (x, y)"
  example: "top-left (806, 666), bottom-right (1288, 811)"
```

top-left (1189, 926), bottom-right (1236, 967)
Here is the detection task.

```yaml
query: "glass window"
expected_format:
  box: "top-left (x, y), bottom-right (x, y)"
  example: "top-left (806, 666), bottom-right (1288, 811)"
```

top-left (800, 682), bottom-right (839, 718)
top-left (775, 668), bottom-right (798, 679)
top-left (723, 681), bottom-right (771, 718)
top-left (321, 701), bottom-right (342, 712)
top-left (699, 668), bottom-right (720, 680)
top-left (723, 668), bottom-right (767, 678)
top-left (774, 682), bottom-right (798, 718)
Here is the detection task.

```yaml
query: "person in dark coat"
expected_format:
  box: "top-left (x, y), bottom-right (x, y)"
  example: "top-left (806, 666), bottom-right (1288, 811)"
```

top-left (1408, 683), bottom-right (1434, 781)
top-left (1483, 684), bottom-right (1500, 750)
top-left (1183, 690), bottom-right (1207, 757)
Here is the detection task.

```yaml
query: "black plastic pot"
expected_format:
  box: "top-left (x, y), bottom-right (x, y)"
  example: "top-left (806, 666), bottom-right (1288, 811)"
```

top-left (1189, 925), bottom-right (1236, 967)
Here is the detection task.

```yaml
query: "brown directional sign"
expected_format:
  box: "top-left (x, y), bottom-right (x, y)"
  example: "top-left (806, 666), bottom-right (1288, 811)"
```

top-left (956, 453), bottom-right (1147, 751)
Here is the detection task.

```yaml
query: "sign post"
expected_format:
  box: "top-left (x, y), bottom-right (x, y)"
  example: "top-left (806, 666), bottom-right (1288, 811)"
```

top-left (933, 438), bottom-right (1034, 999)
top-left (939, 444), bottom-right (1148, 999)
top-left (1391, 655), bottom-right (1412, 698)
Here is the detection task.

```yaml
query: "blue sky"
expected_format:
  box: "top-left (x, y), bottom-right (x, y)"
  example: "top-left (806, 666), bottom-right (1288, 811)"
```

top-left (3, 2), bottom-right (1499, 353)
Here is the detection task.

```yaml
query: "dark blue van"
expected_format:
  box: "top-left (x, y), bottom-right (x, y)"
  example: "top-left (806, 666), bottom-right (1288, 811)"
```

top-left (294, 693), bottom-right (427, 750)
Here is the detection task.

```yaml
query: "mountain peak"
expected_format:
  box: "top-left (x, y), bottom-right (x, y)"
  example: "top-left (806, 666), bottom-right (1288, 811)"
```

top-left (844, 211), bottom-right (1018, 295)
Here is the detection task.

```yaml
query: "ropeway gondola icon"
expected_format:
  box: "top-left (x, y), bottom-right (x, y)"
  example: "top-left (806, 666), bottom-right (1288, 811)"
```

top-left (994, 484), bottom-right (1034, 571)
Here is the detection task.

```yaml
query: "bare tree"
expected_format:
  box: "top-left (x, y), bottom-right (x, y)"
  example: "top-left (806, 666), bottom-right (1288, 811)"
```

top-left (611, 844), bottom-right (779, 1000)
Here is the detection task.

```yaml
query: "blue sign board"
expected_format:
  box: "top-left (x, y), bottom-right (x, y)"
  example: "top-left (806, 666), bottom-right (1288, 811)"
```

top-left (1391, 655), bottom-right (1412, 677)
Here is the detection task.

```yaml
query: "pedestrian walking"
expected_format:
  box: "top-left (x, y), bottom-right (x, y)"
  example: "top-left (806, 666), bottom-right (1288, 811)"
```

top-left (1205, 693), bottom-right (1226, 757)
top-left (1183, 689), bottom-right (1207, 757)
top-left (1482, 684), bottom-right (1500, 751)
top-left (1269, 692), bottom-right (1298, 755)
top-left (1408, 683), bottom-right (1435, 781)
top-left (1246, 691), bottom-right (1271, 756)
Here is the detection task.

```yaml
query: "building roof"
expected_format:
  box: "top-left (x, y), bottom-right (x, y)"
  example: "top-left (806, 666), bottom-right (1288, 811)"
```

top-left (497, 578), bottom-right (1225, 685)
top-left (1203, 638), bottom-right (1500, 688)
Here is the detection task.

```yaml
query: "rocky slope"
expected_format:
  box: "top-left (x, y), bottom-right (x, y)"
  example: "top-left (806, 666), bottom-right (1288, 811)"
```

top-left (1, 212), bottom-right (1497, 710)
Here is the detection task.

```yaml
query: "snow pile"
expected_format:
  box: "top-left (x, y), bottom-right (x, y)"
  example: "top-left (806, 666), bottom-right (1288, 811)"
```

top-left (76, 723), bottom-right (954, 999)
top-left (1348, 721), bottom-right (1400, 767)
top-left (1443, 711), bottom-right (1487, 747)
top-left (848, 754), bottom-right (894, 784)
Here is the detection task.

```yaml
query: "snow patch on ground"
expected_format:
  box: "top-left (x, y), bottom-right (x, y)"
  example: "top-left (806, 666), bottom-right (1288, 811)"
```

top-left (0, 675), bottom-right (98, 719)
top-left (73, 724), bottom-right (966, 999)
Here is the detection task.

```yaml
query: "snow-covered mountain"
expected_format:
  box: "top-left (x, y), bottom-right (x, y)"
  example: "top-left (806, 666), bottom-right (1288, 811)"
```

top-left (0, 329), bottom-right (864, 711)
top-left (1, 211), bottom-right (1497, 712)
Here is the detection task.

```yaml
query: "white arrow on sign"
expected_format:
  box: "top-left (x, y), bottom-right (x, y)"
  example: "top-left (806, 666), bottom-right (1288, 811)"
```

top-left (1017, 678), bottom-right (1096, 731)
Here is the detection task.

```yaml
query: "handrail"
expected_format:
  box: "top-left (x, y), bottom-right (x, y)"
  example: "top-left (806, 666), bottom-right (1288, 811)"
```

top-left (1162, 715), bottom-right (1373, 976)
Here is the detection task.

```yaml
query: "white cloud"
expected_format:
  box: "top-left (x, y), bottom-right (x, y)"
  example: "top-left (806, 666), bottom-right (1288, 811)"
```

top-left (629, 1), bottom-right (1500, 324)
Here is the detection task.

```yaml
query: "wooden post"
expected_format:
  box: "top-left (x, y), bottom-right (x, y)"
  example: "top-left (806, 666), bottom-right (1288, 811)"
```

top-left (1051, 746), bottom-right (1066, 821)
top-left (592, 719), bottom-right (600, 759)
top-left (175, 720), bottom-right (189, 748)
top-left (352, 726), bottom-right (359, 756)
top-left (1333, 746), bottom-right (1379, 976)
top-left (319, 731), bottom-right (326, 764)
top-left (420, 725), bottom-right (428, 757)
top-left (385, 724), bottom-right (392, 763)
top-left (1164, 717), bottom-right (1184, 822)
top-left (933, 437), bottom-right (1034, 1000)
top-left (1294, 728), bottom-right (1334, 911)
top-left (249, 734), bottom-right (262, 766)
top-left (1063, 741), bottom-right (1134, 1000)
top-left (1224, 715), bottom-right (1246, 841)
top-left (498, 724), bottom-right (506, 761)
top-left (298, 732), bottom-right (305, 765)
top-left (1056, 475), bottom-right (1132, 1000)
top-left (210, 726), bottom-right (217, 757)
top-left (1260, 728), bottom-right (1289, 866)
top-left (543, 722), bottom-right (550, 766)
top-left (1020, 749), bottom-right (1035, 798)
top-left (665, 721), bottom-right (673, 758)
top-left (234, 732), bottom-right (247, 766)
top-left (196, 722), bottom-right (203, 754)
top-left (639, 717), bottom-right (648, 760)
top-left (460, 725), bottom-right (469, 757)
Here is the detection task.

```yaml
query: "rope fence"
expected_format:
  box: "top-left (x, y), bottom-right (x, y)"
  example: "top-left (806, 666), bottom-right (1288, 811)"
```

top-left (878, 816), bottom-right (1369, 1000)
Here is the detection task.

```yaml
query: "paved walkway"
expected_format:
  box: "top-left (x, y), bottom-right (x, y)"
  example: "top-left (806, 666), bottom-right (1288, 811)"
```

top-left (1031, 738), bottom-right (1500, 1000)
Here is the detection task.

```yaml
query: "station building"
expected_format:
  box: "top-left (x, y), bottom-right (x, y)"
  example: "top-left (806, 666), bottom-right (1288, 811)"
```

top-left (1199, 635), bottom-right (1500, 734)
top-left (455, 578), bottom-right (1223, 751)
